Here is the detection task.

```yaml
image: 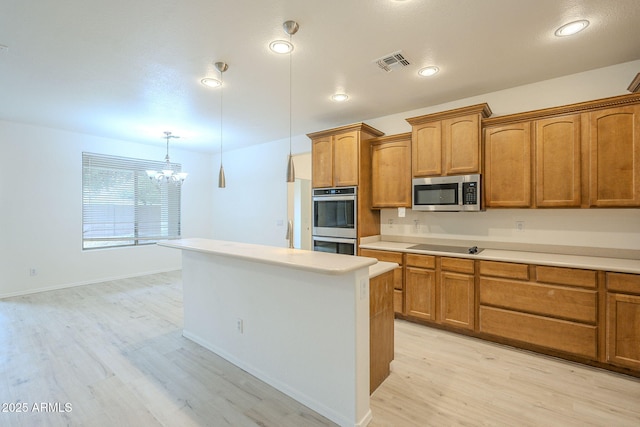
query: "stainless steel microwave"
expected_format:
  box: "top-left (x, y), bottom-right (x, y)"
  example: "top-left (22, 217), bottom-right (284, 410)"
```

top-left (412, 174), bottom-right (482, 211)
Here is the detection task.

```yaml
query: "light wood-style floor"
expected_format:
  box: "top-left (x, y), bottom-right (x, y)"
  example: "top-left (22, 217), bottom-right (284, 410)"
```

top-left (1, 272), bottom-right (639, 427)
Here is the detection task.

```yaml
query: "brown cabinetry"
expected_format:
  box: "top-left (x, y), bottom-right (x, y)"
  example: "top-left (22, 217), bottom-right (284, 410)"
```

top-left (362, 245), bottom-right (640, 376)
top-left (311, 130), bottom-right (359, 188)
top-left (479, 261), bottom-right (598, 359)
top-left (405, 254), bottom-right (475, 331)
top-left (407, 104), bottom-right (491, 177)
top-left (589, 105), bottom-right (640, 207)
top-left (535, 114), bottom-right (583, 207)
top-left (369, 269), bottom-right (394, 393)
top-left (485, 115), bottom-right (583, 208)
top-left (360, 249), bottom-right (405, 314)
top-left (370, 133), bottom-right (412, 208)
top-left (308, 123), bottom-right (384, 189)
top-left (311, 135), bottom-right (333, 189)
top-left (308, 123), bottom-right (384, 248)
top-left (405, 254), bottom-right (436, 321)
top-left (439, 257), bottom-right (475, 330)
top-left (606, 272), bottom-right (640, 370)
top-left (482, 93), bottom-right (640, 209)
top-left (483, 122), bottom-right (532, 207)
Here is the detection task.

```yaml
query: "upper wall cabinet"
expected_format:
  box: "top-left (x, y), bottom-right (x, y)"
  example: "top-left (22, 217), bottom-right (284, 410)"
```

top-left (484, 122), bottom-right (532, 208)
top-left (483, 93), bottom-right (640, 209)
top-left (308, 123), bottom-right (384, 188)
top-left (535, 114), bottom-right (583, 207)
top-left (370, 133), bottom-right (412, 208)
top-left (485, 115), bottom-right (583, 208)
top-left (406, 104), bottom-right (492, 178)
top-left (589, 105), bottom-right (640, 207)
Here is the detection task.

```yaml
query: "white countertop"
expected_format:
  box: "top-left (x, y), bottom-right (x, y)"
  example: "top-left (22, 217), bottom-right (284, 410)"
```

top-left (158, 238), bottom-right (376, 275)
top-left (360, 240), bottom-right (640, 274)
top-left (368, 261), bottom-right (399, 278)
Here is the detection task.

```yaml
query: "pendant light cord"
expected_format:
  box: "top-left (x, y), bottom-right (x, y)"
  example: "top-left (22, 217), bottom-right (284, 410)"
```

top-left (288, 32), bottom-right (293, 157)
top-left (220, 69), bottom-right (223, 165)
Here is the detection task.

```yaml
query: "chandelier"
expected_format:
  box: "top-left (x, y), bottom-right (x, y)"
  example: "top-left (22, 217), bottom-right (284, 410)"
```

top-left (146, 131), bottom-right (188, 185)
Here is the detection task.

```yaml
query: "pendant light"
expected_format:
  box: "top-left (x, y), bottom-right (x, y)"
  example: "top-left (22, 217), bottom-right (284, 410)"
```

top-left (283, 20), bottom-right (299, 183)
top-left (216, 61), bottom-right (228, 188)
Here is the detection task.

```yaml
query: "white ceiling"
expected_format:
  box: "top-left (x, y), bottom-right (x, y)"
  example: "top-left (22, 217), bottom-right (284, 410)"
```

top-left (1, 0), bottom-right (639, 153)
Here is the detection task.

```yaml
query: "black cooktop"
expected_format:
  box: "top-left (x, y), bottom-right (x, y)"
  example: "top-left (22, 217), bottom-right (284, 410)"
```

top-left (408, 244), bottom-right (483, 255)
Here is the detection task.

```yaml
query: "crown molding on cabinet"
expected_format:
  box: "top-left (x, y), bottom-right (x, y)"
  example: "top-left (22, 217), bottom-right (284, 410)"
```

top-left (483, 92), bottom-right (640, 127)
top-left (306, 122), bottom-right (384, 140)
top-left (628, 72), bottom-right (640, 93)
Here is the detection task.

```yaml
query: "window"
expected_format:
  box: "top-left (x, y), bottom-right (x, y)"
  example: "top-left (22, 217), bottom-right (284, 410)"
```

top-left (82, 152), bottom-right (182, 249)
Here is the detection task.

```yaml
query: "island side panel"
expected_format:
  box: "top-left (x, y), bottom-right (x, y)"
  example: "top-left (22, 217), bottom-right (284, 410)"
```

top-left (180, 250), bottom-right (371, 427)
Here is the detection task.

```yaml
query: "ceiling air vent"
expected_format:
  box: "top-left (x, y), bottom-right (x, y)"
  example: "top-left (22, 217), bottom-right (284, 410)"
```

top-left (374, 50), bottom-right (411, 73)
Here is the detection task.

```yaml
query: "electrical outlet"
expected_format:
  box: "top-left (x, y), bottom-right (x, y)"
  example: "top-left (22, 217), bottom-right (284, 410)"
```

top-left (29, 268), bottom-right (37, 276)
top-left (360, 278), bottom-right (368, 300)
top-left (414, 219), bottom-right (420, 231)
top-left (388, 219), bottom-right (394, 228)
top-left (515, 221), bottom-right (525, 232)
top-left (236, 318), bottom-right (244, 333)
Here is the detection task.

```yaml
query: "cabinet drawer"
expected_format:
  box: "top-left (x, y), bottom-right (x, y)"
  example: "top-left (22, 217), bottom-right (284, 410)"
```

top-left (406, 254), bottom-right (436, 269)
top-left (536, 266), bottom-right (596, 289)
top-left (479, 306), bottom-right (597, 359)
top-left (479, 260), bottom-right (529, 280)
top-left (479, 278), bottom-right (597, 323)
top-left (607, 272), bottom-right (640, 295)
top-left (441, 257), bottom-right (474, 274)
top-left (360, 249), bottom-right (403, 264)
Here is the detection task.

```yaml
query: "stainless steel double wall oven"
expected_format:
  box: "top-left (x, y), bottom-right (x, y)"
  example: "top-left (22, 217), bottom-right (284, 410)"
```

top-left (312, 187), bottom-right (357, 255)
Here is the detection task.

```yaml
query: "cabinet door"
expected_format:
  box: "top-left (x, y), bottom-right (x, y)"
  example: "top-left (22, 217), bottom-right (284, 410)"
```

top-left (440, 271), bottom-right (475, 330)
top-left (535, 115), bottom-right (582, 207)
top-left (333, 131), bottom-right (359, 187)
top-left (607, 292), bottom-right (640, 370)
top-left (412, 121), bottom-right (442, 177)
top-left (312, 136), bottom-right (333, 188)
top-left (371, 136), bottom-right (411, 208)
top-left (589, 105), bottom-right (640, 206)
top-left (444, 114), bottom-right (481, 175)
top-left (405, 266), bottom-right (436, 320)
top-left (484, 123), bottom-right (532, 207)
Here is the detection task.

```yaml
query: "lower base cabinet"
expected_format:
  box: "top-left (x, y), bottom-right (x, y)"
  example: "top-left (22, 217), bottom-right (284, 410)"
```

top-left (369, 270), bottom-right (394, 393)
top-left (405, 265), bottom-right (436, 321)
top-left (361, 247), bottom-right (640, 377)
top-left (606, 272), bottom-right (640, 370)
top-left (439, 258), bottom-right (475, 330)
top-left (479, 306), bottom-right (598, 359)
top-left (478, 261), bottom-right (599, 359)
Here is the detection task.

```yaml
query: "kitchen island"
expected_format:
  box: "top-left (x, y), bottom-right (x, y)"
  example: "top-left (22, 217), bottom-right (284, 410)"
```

top-left (157, 238), bottom-right (379, 427)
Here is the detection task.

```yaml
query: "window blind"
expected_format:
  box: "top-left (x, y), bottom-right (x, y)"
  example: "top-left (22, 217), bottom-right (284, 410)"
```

top-left (82, 152), bottom-right (182, 249)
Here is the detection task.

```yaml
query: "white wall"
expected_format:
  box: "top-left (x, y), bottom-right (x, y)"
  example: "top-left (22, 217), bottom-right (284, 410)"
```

top-left (210, 60), bottom-right (640, 253)
top-left (380, 208), bottom-right (640, 251)
top-left (210, 135), bottom-right (309, 245)
top-left (0, 121), bottom-right (214, 298)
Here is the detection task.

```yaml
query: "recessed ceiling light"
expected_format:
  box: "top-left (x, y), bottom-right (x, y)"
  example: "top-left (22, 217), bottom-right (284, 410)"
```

top-left (418, 66), bottom-right (439, 77)
top-left (269, 40), bottom-right (293, 54)
top-left (555, 20), bottom-right (589, 37)
top-left (201, 78), bottom-right (222, 88)
top-left (331, 93), bottom-right (349, 102)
